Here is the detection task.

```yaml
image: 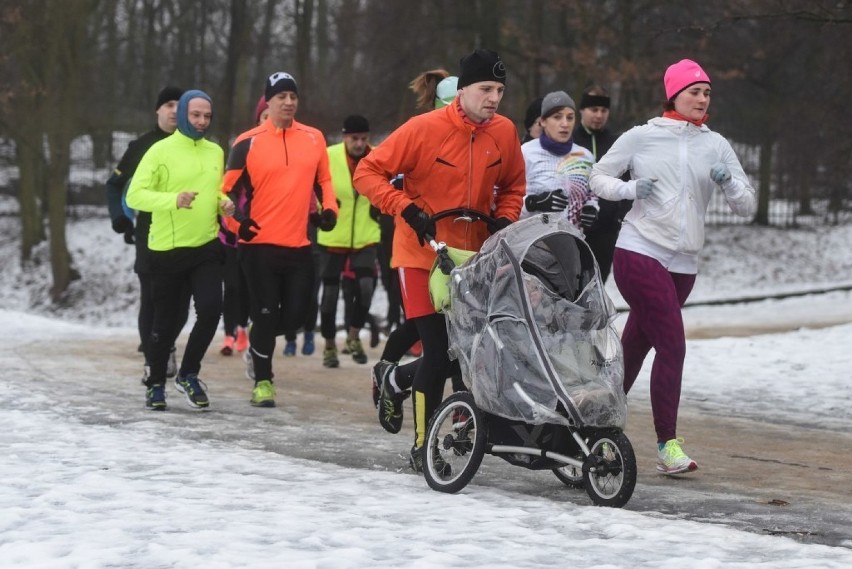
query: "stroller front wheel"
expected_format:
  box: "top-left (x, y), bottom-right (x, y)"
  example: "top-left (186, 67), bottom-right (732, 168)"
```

top-left (582, 429), bottom-right (637, 508)
top-left (423, 392), bottom-right (486, 493)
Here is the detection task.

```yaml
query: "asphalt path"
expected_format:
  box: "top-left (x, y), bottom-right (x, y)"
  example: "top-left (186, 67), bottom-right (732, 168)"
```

top-left (11, 320), bottom-right (852, 550)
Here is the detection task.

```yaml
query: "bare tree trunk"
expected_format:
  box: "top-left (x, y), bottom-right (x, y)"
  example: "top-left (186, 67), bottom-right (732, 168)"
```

top-left (14, 135), bottom-right (46, 262)
top-left (295, 0), bottom-right (314, 101)
top-left (45, 130), bottom-right (79, 302)
top-left (214, 0), bottom-right (250, 148)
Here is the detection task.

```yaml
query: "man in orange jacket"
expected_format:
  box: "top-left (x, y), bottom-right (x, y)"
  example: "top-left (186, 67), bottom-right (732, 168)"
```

top-left (223, 71), bottom-right (339, 408)
top-left (354, 48), bottom-right (525, 471)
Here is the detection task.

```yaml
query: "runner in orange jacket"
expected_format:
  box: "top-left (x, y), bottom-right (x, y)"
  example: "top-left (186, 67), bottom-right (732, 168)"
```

top-left (354, 48), bottom-right (525, 471)
top-left (222, 71), bottom-right (338, 408)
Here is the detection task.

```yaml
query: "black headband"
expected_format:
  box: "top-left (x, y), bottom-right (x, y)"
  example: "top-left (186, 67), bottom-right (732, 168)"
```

top-left (579, 94), bottom-right (610, 110)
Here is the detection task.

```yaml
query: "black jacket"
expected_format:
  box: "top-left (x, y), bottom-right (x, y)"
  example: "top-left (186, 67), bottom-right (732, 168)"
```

top-left (573, 124), bottom-right (633, 234)
top-left (105, 126), bottom-right (171, 273)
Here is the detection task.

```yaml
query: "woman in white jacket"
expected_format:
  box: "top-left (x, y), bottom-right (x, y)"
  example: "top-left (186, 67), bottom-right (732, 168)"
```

top-left (589, 59), bottom-right (755, 475)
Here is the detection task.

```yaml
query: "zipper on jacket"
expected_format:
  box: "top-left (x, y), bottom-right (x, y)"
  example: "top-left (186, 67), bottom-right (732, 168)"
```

top-left (349, 193), bottom-right (357, 248)
top-left (466, 130), bottom-right (475, 248)
top-left (281, 129), bottom-right (289, 166)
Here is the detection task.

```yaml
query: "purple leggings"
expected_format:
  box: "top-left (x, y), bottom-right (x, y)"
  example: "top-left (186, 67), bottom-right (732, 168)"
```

top-left (613, 249), bottom-right (696, 443)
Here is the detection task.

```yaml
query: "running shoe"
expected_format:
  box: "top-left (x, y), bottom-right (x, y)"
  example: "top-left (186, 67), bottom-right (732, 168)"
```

top-left (251, 379), bottom-right (276, 408)
top-left (377, 367), bottom-right (408, 434)
top-left (234, 326), bottom-right (249, 352)
top-left (145, 383), bottom-right (167, 411)
top-left (302, 331), bottom-right (315, 355)
top-left (409, 444), bottom-right (451, 476)
top-left (323, 347), bottom-right (339, 368)
top-left (657, 438), bottom-right (698, 474)
top-left (166, 346), bottom-right (178, 378)
top-left (345, 337), bottom-right (368, 364)
top-left (283, 340), bottom-right (297, 357)
top-left (175, 373), bottom-right (210, 409)
top-left (371, 360), bottom-right (397, 408)
top-left (220, 335), bottom-right (235, 356)
top-left (244, 349), bottom-right (255, 381)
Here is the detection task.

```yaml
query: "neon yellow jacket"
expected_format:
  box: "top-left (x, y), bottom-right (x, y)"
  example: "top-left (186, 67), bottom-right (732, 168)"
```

top-left (126, 131), bottom-right (225, 251)
top-left (317, 142), bottom-right (380, 249)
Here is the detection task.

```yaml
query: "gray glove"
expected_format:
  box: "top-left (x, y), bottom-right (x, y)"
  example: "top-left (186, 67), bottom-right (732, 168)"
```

top-left (710, 163), bottom-right (731, 185)
top-left (635, 178), bottom-right (656, 200)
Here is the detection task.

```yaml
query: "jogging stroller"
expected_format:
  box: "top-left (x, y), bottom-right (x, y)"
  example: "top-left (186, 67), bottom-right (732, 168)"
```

top-left (422, 210), bottom-right (636, 508)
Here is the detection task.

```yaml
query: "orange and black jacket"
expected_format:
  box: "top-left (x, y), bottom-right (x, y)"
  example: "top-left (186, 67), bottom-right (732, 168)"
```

top-left (353, 100), bottom-right (525, 271)
top-left (222, 118), bottom-right (338, 248)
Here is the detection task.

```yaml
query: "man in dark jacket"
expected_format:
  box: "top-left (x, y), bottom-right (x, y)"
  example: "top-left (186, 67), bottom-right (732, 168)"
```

top-left (572, 83), bottom-right (632, 282)
top-left (105, 86), bottom-right (189, 382)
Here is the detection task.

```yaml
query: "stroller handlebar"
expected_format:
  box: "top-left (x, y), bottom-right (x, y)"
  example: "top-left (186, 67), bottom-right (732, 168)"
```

top-left (425, 208), bottom-right (496, 275)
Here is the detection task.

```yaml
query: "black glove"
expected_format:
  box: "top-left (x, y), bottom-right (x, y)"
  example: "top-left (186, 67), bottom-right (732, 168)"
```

top-left (123, 226), bottom-right (135, 245)
top-left (318, 208), bottom-right (337, 231)
top-left (111, 215), bottom-right (133, 234)
top-left (239, 218), bottom-right (260, 242)
top-left (525, 189), bottom-right (570, 213)
top-left (369, 205), bottom-right (382, 223)
top-left (579, 204), bottom-right (599, 229)
top-left (487, 217), bottom-right (512, 235)
top-left (401, 203), bottom-right (435, 246)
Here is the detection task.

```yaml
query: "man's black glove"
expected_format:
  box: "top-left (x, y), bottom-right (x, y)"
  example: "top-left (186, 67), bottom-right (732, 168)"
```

top-left (579, 203), bottom-right (599, 229)
top-left (239, 218), bottom-right (260, 241)
top-left (487, 217), bottom-right (512, 235)
top-left (123, 226), bottom-right (135, 245)
top-left (111, 215), bottom-right (133, 234)
top-left (369, 205), bottom-right (382, 223)
top-left (401, 203), bottom-right (435, 246)
top-left (318, 208), bottom-right (337, 231)
top-left (525, 189), bottom-right (570, 213)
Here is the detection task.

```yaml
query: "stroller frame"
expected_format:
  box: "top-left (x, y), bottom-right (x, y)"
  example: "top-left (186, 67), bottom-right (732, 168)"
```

top-left (421, 211), bottom-right (637, 508)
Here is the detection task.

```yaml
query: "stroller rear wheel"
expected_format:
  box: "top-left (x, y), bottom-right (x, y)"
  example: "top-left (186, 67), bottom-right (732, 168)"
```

top-left (552, 463), bottom-right (584, 489)
top-left (423, 392), bottom-right (486, 493)
top-left (582, 429), bottom-right (637, 508)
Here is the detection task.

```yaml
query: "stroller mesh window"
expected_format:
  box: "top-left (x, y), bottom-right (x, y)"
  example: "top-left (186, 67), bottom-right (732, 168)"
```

top-left (520, 234), bottom-right (596, 302)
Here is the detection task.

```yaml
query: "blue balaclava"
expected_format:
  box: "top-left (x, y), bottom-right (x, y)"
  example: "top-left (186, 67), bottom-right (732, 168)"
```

top-left (177, 89), bottom-right (212, 140)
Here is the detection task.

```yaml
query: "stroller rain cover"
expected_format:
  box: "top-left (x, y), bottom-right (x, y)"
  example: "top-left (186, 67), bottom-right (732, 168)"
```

top-left (446, 215), bottom-right (628, 429)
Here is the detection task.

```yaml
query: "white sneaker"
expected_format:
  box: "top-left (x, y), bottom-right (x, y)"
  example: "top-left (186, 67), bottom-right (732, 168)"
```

top-left (244, 349), bottom-right (255, 381)
top-left (657, 438), bottom-right (698, 474)
top-left (166, 346), bottom-right (177, 378)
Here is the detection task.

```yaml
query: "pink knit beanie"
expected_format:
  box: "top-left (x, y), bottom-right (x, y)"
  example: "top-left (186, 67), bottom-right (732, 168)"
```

top-left (254, 95), bottom-right (268, 125)
top-left (664, 59), bottom-right (711, 100)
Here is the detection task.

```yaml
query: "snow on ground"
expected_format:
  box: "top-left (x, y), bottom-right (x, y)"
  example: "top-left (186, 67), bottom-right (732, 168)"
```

top-left (1, 208), bottom-right (852, 567)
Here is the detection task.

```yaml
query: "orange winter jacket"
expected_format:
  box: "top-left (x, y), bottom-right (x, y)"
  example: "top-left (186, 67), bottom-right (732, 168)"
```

top-left (222, 118), bottom-right (337, 248)
top-left (353, 100), bottom-right (525, 271)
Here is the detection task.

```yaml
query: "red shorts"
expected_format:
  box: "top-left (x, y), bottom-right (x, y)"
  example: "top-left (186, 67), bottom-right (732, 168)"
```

top-left (397, 267), bottom-right (436, 319)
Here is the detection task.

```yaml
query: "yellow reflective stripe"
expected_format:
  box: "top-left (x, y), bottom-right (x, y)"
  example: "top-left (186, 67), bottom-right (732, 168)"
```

top-left (414, 390), bottom-right (427, 448)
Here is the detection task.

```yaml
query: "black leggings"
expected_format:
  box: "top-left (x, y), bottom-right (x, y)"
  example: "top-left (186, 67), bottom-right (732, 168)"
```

top-left (221, 245), bottom-right (250, 336)
top-left (409, 313), bottom-right (457, 448)
top-left (146, 256), bottom-right (222, 384)
top-left (240, 244), bottom-right (314, 381)
top-left (137, 272), bottom-right (190, 358)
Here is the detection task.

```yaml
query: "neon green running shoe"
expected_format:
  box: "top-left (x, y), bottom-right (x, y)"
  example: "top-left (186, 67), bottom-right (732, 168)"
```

top-left (657, 438), bottom-right (698, 474)
top-left (251, 379), bottom-right (276, 408)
